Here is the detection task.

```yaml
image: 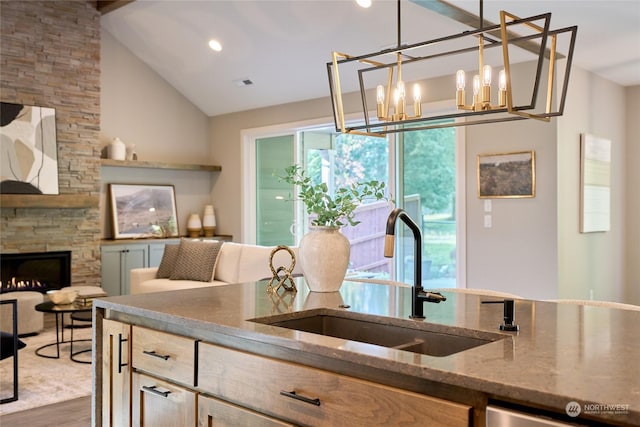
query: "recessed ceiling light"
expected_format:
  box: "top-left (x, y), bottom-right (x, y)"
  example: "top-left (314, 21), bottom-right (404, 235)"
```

top-left (356, 0), bottom-right (372, 8)
top-left (208, 39), bottom-right (222, 52)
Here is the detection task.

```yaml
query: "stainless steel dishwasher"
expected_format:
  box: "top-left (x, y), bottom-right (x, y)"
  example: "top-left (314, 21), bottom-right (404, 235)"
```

top-left (487, 405), bottom-right (588, 427)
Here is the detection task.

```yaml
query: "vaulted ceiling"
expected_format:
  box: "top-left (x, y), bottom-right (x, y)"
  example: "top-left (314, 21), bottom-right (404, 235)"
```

top-left (100, 1), bottom-right (640, 117)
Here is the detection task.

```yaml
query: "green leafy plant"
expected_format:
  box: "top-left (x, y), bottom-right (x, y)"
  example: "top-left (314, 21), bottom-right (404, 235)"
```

top-left (281, 164), bottom-right (390, 228)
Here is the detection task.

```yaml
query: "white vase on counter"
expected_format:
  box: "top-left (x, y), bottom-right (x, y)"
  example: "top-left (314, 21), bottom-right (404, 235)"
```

top-left (299, 226), bottom-right (350, 292)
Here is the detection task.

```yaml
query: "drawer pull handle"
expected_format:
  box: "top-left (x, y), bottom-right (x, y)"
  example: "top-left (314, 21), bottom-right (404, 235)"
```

top-left (143, 350), bottom-right (170, 360)
top-left (117, 334), bottom-right (128, 373)
top-left (280, 390), bottom-right (321, 406)
top-left (142, 385), bottom-right (171, 398)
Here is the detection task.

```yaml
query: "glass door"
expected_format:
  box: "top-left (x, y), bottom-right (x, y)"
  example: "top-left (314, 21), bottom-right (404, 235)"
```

top-left (397, 124), bottom-right (458, 287)
top-left (255, 135), bottom-right (295, 246)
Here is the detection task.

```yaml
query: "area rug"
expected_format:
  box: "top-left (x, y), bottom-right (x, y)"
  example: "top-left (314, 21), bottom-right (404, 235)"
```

top-left (0, 326), bottom-right (92, 415)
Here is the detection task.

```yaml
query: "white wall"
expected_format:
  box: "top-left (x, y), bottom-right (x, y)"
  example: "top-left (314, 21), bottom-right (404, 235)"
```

top-left (625, 86), bottom-right (640, 305)
top-left (100, 30), bottom-right (215, 237)
top-left (557, 68), bottom-right (627, 303)
top-left (465, 118), bottom-right (558, 299)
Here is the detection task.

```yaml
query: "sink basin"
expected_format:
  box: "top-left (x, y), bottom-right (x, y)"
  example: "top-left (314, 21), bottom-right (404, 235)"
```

top-left (250, 309), bottom-right (507, 357)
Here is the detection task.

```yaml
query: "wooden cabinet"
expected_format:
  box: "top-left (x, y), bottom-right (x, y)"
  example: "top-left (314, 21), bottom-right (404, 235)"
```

top-left (132, 372), bottom-right (196, 427)
top-left (198, 342), bottom-right (471, 427)
top-left (198, 394), bottom-right (294, 427)
top-left (101, 243), bottom-right (148, 296)
top-left (131, 326), bottom-right (195, 386)
top-left (100, 322), bottom-right (471, 427)
top-left (101, 319), bottom-right (131, 427)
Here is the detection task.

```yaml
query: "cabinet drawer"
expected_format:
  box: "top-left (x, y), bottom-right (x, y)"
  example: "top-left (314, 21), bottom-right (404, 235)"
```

top-left (132, 326), bottom-right (195, 386)
top-left (132, 372), bottom-right (196, 427)
top-left (198, 393), bottom-right (295, 427)
top-left (198, 343), bottom-right (471, 427)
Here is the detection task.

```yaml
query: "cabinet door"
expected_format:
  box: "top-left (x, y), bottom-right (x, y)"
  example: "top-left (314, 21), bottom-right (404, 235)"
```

top-left (198, 394), bottom-right (294, 427)
top-left (101, 246), bottom-right (125, 296)
top-left (132, 372), bottom-right (196, 427)
top-left (122, 245), bottom-right (147, 295)
top-left (102, 319), bottom-right (130, 427)
top-left (101, 244), bottom-right (148, 296)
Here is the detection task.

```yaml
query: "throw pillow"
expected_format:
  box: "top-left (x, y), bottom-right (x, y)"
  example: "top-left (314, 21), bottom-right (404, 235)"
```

top-left (156, 244), bottom-right (180, 278)
top-left (170, 239), bottom-right (224, 282)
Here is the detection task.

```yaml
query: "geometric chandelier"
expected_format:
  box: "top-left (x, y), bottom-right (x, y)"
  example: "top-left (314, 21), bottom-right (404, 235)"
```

top-left (327, 0), bottom-right (577, 136)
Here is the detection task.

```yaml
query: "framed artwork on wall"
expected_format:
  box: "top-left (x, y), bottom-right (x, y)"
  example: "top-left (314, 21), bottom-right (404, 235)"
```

top-left (477, 151), bottom-right (535, 198)
top-left (580, 133), bottom-right (611, 233)
top-left (109, 184), bottom-right (179, 239)
top-left (0, 102), bottom-right (59, 195)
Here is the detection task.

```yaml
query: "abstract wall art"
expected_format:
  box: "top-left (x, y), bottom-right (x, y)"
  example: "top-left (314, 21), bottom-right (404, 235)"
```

top-left (0, 102), bottom-right (59, 194)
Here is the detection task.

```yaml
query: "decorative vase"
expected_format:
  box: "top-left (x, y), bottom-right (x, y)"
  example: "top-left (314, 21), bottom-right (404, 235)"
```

top-left (108, 137), bottom-right (126, 160)
top-left (125, 143), bottom-right (136, 161)
top-left (299, 226), bottom-right (350, 293)
top-left (202, 205), bottom-right (216, 237)
top-left (186, 213), bottom-right (202, 237)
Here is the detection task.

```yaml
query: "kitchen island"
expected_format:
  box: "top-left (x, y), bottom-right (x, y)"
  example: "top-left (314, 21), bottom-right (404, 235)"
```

top-left (92, 279), bottom-right (639, 426)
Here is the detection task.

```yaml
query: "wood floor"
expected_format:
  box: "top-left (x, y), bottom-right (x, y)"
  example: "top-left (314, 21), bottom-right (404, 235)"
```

top-left (0, 313), bottom-right (92, 426)
top-left (0, 396), bottom-right (91, 427)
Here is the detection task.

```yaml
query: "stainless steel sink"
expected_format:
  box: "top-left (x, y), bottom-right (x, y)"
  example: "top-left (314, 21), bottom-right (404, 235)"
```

top-left (250, 309), bottom-right (507, 357)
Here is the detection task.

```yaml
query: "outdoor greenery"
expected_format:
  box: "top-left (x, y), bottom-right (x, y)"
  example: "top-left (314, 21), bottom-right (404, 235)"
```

top-left (281, 164), bottom-right (389, 228)
top-left (403, 127), bottom-right (456, 216)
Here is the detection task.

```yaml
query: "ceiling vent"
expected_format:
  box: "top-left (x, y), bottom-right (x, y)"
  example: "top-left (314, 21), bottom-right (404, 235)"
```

top-left (234, 78), bottom-right (254, 87)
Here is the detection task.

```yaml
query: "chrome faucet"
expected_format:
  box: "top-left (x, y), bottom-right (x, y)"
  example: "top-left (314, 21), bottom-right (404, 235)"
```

top-left (384, 208), bottom-right (446, 319)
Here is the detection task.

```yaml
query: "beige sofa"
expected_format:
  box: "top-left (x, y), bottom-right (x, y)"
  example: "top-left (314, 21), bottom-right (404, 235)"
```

top-left (130, 241), bottom-right (301, 295)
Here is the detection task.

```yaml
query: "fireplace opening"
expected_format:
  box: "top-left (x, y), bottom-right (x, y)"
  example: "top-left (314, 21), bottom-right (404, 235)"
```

top-left (1, 251), bottom-right (71, 294)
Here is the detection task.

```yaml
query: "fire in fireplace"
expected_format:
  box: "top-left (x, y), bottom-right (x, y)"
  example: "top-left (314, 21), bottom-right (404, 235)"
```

top-left (0, 251), bottom-right (71, 294)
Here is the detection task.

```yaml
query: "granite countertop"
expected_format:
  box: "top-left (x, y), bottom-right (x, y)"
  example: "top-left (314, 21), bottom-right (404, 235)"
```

top-left (95, 279), bottom-right (640, 425)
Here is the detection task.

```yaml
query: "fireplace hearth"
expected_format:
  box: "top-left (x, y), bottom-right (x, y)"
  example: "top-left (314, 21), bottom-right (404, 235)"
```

top-left (0, 251), bottom-right (71, 294)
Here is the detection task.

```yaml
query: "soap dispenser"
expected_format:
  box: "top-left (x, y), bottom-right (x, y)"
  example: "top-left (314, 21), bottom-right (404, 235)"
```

top-left (482, 299), bottom-right (519, 331)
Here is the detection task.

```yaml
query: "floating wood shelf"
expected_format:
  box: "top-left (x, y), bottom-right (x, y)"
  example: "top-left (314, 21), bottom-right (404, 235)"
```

top-left (101, 159), bottom-right (221, 172)
top-left (0, 194), bottom-right (99, 209)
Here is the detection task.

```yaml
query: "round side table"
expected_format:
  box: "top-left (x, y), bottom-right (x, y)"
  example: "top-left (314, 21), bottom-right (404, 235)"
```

top-left (34, 301), bottom-right (93, 364)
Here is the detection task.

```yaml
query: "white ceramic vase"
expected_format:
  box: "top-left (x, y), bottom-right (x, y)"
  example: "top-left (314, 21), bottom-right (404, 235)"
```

top-left (108, 137), bottom-right (126, 160)
top-left (202, 205), bottom-right (216, 237)
top-left (187, 213), bottom-right (202, 237)
top-left (299, 226), bottom-right (350, 293)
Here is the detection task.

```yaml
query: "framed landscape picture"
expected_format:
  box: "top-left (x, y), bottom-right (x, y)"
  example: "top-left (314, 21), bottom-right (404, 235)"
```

top-left (109, 184), bottom-right (178, 239)
top-left (477, 151), bottom-right (535, 198)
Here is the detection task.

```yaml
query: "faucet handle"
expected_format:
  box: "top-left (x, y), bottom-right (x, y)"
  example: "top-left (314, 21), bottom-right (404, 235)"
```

top-left (421, 291), bottom-right (447, 303)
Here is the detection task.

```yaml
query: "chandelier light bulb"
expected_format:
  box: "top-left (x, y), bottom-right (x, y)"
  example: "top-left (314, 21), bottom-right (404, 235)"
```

top-left (376, 85), bottom-right (385, 104)
top-left (499, 69), bottom-right (507, 91)
top-left (473, 75), bottom-right (480, 95)
top-left (413, 84), bottom-right (422, 117)
top-left (483, 65), bottom-right (492, 86)
top-left (456, 70), bottom-right (466, 90)
top-left (413, 84), bottom-right (421, 103)
top-left (396, 80), bottom-right (406, 100)
top-left (356, 0), bottom-right (372, 8)
top-left (498, 69), bottom-right (507, 107)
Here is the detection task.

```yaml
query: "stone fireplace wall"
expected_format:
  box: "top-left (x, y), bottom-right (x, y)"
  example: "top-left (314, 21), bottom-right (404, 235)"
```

top-left (0, 1), bottom-right (101, 286)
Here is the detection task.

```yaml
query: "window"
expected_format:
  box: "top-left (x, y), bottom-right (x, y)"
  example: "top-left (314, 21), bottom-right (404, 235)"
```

top-left (245, 109), bottom-right (464, 288)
